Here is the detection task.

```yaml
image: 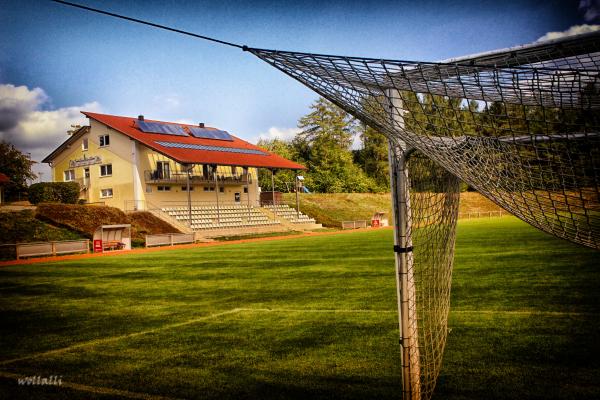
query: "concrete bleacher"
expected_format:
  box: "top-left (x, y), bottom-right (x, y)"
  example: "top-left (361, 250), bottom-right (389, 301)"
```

top-left (161, 204), bottom-right (280, 230)
top-left (262, 204), bottom-right (317, 224)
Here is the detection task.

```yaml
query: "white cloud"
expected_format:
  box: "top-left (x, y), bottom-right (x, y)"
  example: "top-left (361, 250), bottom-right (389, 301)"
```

top-left (0, 84), bottom-right (101, 181)
top-left (256, 126), bottom-right (301, 142)
top-left (536, 24), bottom-right (600, 42)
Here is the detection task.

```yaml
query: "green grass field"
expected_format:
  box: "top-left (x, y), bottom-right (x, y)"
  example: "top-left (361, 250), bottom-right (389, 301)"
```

top-left (0, 217), bottom-right (598, 399)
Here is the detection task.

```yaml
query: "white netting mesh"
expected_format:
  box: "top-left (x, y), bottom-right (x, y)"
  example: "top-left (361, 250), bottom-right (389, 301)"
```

top-left (399, 150), bottom-right (460, 399)
top-left (248, 31), bottom-right (600, 399)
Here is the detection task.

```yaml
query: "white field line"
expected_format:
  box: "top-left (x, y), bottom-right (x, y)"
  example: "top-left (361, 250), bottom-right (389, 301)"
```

top-left (239, 308), bottom-right (396, 313)
top-left (0, 308), bottom-right (243, 366)
top-left (451, 310), bottom-right (599, 316)
top-left (2, 307), bottom-right (595, 367)
top-left (0, 370), bottom-right (181, 400)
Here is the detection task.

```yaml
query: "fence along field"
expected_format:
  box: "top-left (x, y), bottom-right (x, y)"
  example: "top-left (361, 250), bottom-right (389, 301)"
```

top-left (0, 217), bottom-right (598, 400)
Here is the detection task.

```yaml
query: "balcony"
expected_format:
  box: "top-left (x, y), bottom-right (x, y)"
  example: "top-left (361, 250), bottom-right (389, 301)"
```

top-left (144, 170), bottom-right (251, 186)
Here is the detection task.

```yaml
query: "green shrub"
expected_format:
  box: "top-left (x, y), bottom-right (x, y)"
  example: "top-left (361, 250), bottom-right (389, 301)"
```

top-left (131, 238), bottom-right (146, 248)
top-left (54, 182), bottom-right (80, 204)
top-left (28, 183), bottom-right (58, 204)
top-left (28, 182), bottom-right (80, 204)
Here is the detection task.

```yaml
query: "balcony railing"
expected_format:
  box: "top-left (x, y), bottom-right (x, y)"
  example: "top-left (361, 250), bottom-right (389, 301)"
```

top-left (144, 170), bottom-right (251, 185)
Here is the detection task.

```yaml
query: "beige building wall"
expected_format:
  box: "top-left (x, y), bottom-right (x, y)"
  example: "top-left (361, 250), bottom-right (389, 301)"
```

top-left (50, 121), bottom-right (260, 211)
top-left (51, 122), bottom-right (135, 209)
top-left (138, 146), bottom-right (259, 208)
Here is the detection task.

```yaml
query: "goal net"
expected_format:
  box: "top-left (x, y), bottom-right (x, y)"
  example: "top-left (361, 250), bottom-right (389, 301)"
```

top-left (246, 31), bottom-right (600, 399)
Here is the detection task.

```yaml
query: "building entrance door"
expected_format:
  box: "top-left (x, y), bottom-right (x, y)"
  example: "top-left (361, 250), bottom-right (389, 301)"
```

top-left (157, 161), bottom-right (170, 180)
top-left (83, 167), bottom-right (90, 202)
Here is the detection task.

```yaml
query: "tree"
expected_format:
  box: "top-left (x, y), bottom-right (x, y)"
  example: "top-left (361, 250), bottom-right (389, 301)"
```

top-left (355, 122), bottom-right (389, 189)
top-left (0, 141), bottom-right (36, 201)
top-left (256, 138), bottom-right (298, 192)
top-left (294, 98), bottom-right (378, 192)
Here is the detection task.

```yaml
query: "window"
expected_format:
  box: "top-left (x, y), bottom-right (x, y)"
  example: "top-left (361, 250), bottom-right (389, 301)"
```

top-left (203, 186), bottom-right (215, 192)
top-left (100, 188), bottom-right (113, 198)
top-left (219, 187), bottom-right (224, 193)
top-left (64, 170), bottom-right (75, 182)
top-left (82, 138), bottom-right (89, 151)
top-left (99, 135), bottom-right (110, 147)
top-left (181, 186), bottom-right (194, 191)
top-left (100, 164), bottom-right (112, 177)
top-left (243, 187), bottom-right (248, 193)
top-left (157, 186), bottom-right (171, 192)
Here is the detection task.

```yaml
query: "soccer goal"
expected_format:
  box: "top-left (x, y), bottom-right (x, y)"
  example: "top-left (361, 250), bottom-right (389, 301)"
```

top-left (246, 32), bottom-right (600, 399)
top-left (46, 4), bottom-right (600, 398)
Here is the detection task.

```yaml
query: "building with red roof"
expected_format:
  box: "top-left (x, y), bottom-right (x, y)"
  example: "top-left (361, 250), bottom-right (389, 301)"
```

top-left (43, 112), bottom-right (305, 216)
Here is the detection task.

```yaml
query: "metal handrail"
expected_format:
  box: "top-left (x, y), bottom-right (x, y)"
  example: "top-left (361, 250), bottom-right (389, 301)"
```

top-left (144, 170), bottom-right (251, 185)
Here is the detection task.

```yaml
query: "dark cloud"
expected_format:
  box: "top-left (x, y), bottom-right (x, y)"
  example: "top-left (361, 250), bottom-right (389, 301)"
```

top-left (0, 84), bottom-right (100, 179)
top-left (580, 0), bottom-right (600, 22)
top-left (0, 84), bottom-right (46, 131)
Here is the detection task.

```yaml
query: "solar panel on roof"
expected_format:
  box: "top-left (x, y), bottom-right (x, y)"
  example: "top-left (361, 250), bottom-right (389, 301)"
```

top-left (137, 120), bottom-right (188, 136)
top-left (188, 126), bottom-right (233, 141)
top-left (155, 141), bottom-right (266, 155)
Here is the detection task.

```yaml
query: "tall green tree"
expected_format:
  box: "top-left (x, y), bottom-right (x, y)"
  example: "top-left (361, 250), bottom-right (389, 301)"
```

top-left (295, 98), bottom-right (378, 192)
top-left (355, 122), bottom-right (389, 189)
top-left (0, 141), bottom-right (36, 201)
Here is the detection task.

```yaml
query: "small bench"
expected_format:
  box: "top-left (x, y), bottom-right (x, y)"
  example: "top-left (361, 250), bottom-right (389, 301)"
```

top-left (103, 241), bottom-right (124, 251)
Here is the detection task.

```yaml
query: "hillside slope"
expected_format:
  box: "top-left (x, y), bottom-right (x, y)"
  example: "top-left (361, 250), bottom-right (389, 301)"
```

top-left (282, 192), bottom-right (504, 227)
top-left (0, 210), bottom-right (83, 244)
top-left (36, 204), bottom-right (180, 240)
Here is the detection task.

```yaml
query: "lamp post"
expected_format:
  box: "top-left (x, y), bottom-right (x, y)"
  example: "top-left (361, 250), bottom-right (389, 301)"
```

top-left (185, 164), bottom-right (193, 228)
top-left (271, 169), bottom-right (276, 206)
top-left (295, 173), bottom-right (304, 220)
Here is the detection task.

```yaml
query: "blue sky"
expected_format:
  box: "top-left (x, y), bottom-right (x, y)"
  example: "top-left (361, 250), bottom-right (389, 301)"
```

top-left (0, 0), bottom-right (598, 178)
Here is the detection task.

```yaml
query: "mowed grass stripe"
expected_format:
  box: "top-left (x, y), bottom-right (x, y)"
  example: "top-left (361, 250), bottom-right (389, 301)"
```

top-left (0, 308), bottom-right (396, 368)
top-left (5, 306), bottom-right (591, 368)
top-left (4, 310), bottom-right (402, 400)
top-left (0, 308), bottom-right (244, 366)
top-left (0, 229), bottom-right (398, 362)
top-left (0, 217), bottom-right (598, 399)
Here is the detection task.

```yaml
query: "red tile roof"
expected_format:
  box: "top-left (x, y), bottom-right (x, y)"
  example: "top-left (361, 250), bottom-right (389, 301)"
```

top-left (79, 112), bottom-right (305, 170)
top-left (0, 172), bottom-right (9, 184)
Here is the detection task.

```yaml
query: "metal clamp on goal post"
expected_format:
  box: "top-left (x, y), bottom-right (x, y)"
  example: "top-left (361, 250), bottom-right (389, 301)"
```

top-left (394, 245), bottom-right (414, 254)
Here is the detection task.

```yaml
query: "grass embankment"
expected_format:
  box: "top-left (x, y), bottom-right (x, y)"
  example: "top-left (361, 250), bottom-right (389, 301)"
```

top-left (0, 204), bottom-right (181, 243)
top-left (0, 210), bottom-right (84, 260)
top-left (0, 217), bottom-right (598, 399)
top-left (36, 204), bottom-right (179, 242)
top-left (0, 210), bottom-right (83, 244)
top-left (283, 192), bottom-right (503, 227)
top-left (0, 204), bottom-right (180, 258)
